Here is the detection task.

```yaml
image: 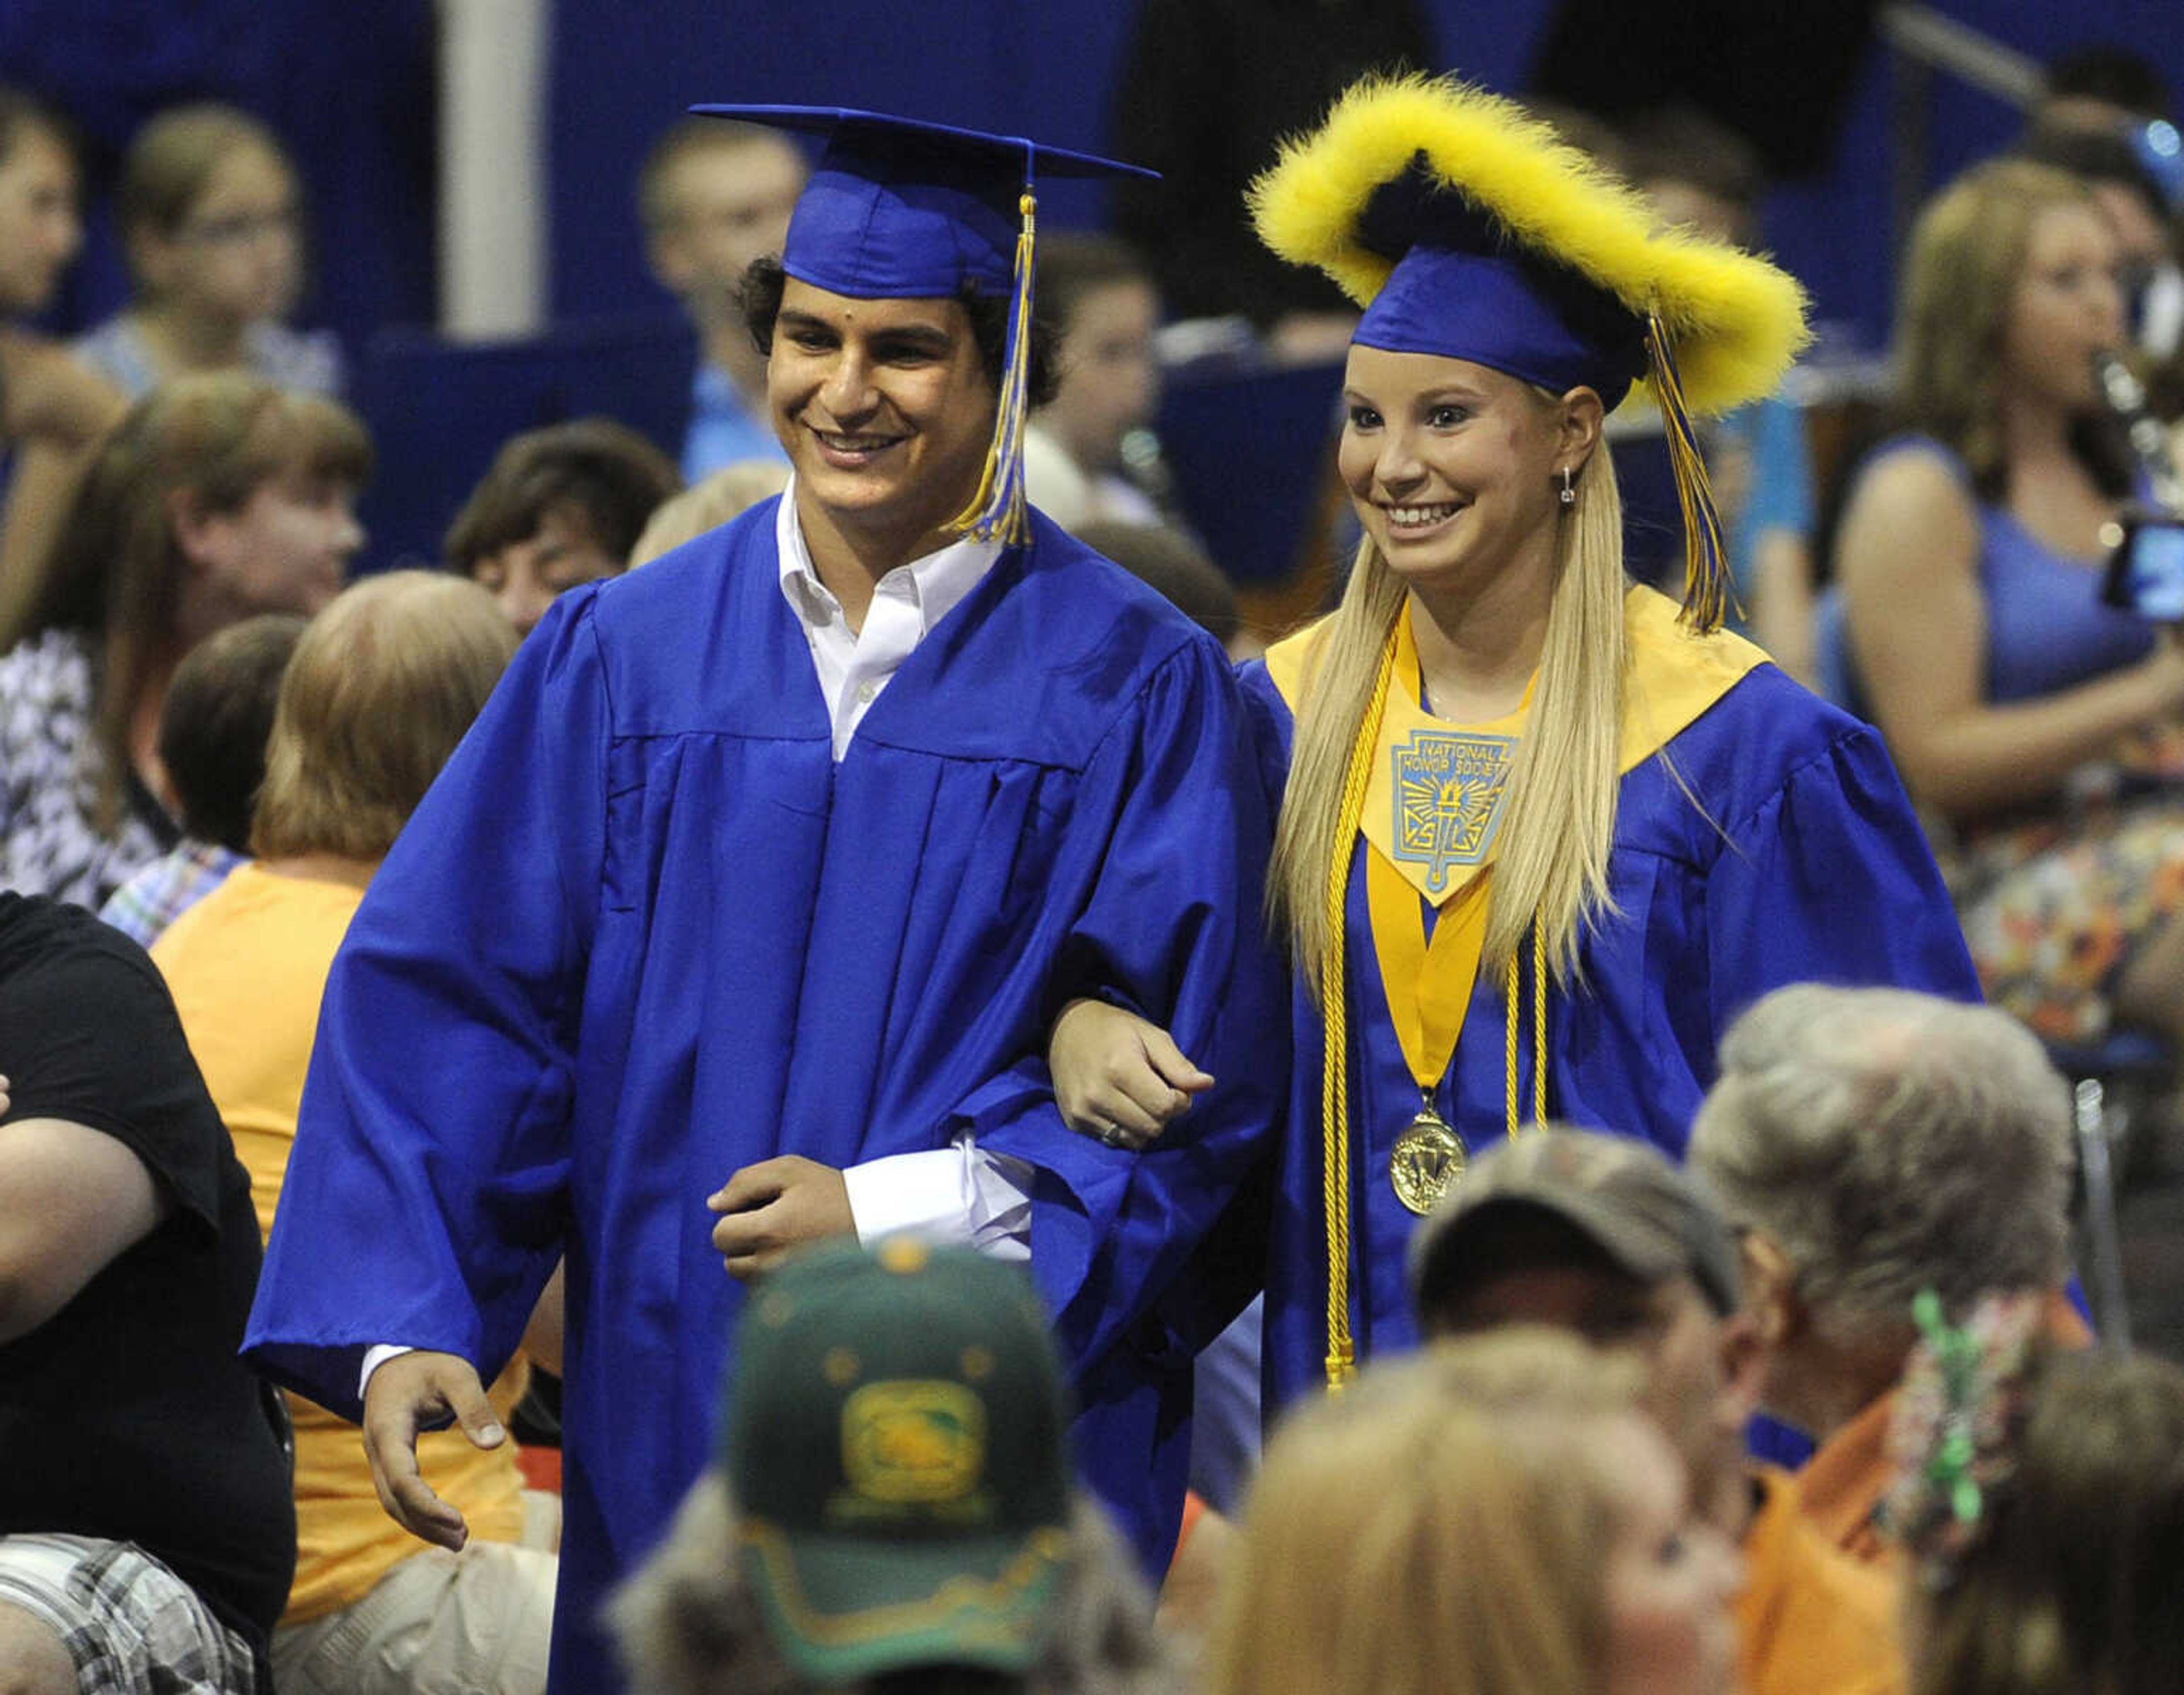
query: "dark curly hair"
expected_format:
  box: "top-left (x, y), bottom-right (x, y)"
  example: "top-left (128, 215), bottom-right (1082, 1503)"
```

top-left (738, 256), bottom-right (1060, 409)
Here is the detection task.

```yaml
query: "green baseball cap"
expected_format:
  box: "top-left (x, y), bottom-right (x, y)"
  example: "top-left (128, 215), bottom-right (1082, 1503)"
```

top-left (721, 1239), bottom-right (1076, 1684)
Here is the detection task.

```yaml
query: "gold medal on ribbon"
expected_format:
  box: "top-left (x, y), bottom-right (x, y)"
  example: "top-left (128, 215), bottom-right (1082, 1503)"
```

top-left (1389, 1106), bottom-right (1465, 1215)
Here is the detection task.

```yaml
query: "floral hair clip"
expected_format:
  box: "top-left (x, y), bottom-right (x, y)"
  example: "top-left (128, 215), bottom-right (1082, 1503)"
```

top-left (1880, 1288), bottom-right (2044, 1588)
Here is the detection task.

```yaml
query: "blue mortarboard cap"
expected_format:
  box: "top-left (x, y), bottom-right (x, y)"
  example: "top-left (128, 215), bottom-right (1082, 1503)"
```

top-left (1350, 162), bottom-right (1651, 409)
top-left (690, 105), bottom-right (1155, 542)
top-left (689, 105), bottom-right (1153, 300)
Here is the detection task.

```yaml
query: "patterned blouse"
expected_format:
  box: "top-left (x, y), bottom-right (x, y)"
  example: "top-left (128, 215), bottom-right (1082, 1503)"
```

top-left (0, 629), bottom-right (170, 906)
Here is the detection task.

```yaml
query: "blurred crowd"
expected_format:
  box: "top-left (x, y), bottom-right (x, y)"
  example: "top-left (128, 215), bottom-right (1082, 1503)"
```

top-left (7, 20), bottom-right (2184, 1695)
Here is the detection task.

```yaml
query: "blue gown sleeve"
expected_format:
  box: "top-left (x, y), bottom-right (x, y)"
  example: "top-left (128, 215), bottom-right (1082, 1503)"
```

top-left (952, 637), bottom-right (1287, 1374)
top-left (242, 591), bottom-right (608, 1420)
top-left (1705, 719), bottom-right (1980, 1030)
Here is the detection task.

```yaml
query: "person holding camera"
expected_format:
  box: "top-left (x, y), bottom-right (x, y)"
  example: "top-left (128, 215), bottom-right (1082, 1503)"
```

top-left (1834, 158), bottom-right (2184, 1050)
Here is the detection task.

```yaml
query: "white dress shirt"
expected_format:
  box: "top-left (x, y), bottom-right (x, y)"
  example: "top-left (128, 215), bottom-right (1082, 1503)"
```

top-left (774, 476), bottom-right (1002, 760)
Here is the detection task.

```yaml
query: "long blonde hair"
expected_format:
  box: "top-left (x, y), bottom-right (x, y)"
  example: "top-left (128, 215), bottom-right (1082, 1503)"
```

top-left (1269, 426), bottom-right (1627, 992)
top-left (1203, 1332), bottom-right (1643, 1695)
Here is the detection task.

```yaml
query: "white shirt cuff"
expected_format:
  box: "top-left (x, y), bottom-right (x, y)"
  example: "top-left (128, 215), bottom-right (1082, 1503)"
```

top-left (360, 1342), bottom-right (415, 1400)
top-left (841, 1134), bottom-right (1031, 1263)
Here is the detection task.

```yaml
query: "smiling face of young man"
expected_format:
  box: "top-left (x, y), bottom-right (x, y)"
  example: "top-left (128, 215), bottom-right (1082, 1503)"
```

top-left (767, 276), bottom-right (998, 575)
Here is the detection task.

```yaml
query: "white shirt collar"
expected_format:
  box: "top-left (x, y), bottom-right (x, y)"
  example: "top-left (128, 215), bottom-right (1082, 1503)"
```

top-left (774, 473), bottom-right (1003, 638)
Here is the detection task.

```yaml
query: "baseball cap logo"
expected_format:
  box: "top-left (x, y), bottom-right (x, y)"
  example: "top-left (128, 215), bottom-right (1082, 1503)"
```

top-left (842, 1382), bottom-right (987, 1505)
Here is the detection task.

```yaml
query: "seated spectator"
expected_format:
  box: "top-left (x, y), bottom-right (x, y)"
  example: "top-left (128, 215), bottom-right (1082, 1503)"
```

top-left (639, 115), bottom-right (804, 480)
top-left (444, 417), bottom-right (681, 636)
top-left (98, 611), bottom-right (302, 945)
top-left (1830, 160), bottom-right (2184, 1049)
top-left (73, 103), bottom-right (341, 399)
top-left (1688, 984), bottom-right (2082, 1566)
top-left (1203, 1330), bottom-right (1742, 1695)
top-left (1023, 234), bottom-right (1168, 530)
top-left (608, 1239), bottom-right (1170, 1695)
top-left (0, 88), bottom-right (82, 340)
top-left (628, 455), bottom-right (788, 565)
top-left (0, 894), bottom-right (294, 1693)
top-left (0, 372), bottom-right (367, 905)
top-left (152, 571), bottom-right (548, 1693)
top-left (1887, 1307), bottom-right (2184, 1695)
top-left (1413, 1126), bottom-right (1906, 1695)
top-left (0, 88), bottom-right (126, 641)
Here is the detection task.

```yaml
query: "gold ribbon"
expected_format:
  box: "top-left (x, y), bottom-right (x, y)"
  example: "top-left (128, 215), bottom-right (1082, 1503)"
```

top-left (1360, 607), bottom-right (1520, 1095)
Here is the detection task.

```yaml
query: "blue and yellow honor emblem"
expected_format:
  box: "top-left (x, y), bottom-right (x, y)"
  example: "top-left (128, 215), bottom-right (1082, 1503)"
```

top-left (1392, 730), bottom-right (1516, 895)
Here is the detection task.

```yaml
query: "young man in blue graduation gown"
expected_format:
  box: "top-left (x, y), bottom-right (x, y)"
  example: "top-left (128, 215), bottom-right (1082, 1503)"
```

top-left (243, 109), bottom-right (1284, 1694)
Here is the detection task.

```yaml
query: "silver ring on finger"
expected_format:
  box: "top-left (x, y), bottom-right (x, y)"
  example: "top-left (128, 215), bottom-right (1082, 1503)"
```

top-left (1100, 1125), bottom-right (1131, 1150)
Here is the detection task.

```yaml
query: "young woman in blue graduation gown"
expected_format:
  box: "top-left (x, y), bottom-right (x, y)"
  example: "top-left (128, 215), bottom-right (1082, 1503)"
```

top-left (1052, 75), bottom-right (1979, 1413)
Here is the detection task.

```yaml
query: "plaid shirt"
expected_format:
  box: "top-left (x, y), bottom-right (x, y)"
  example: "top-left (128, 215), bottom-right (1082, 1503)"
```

top-left (97, 840), bottom-right (245, 948)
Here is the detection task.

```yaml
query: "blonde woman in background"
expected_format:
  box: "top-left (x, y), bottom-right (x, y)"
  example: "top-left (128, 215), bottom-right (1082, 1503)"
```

top-left (1048, 73), bottom-right (1977, 1415)
top-left (1204, 1331), bottom-right (1742, 1695)
top-left (1833, 159), bottom-right (2184, 1051)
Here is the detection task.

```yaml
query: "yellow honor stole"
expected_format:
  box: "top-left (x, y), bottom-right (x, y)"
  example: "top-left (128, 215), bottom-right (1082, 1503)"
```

top-left (1264, 586), bottom-right (1768, 1388)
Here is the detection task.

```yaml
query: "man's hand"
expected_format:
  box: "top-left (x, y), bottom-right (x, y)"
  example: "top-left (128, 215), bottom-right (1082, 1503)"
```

top-left (1048, 998), bottom-right (1213, 1150)
top-left (709, 1155), bottom-right (854, 1280)
top-left (362, 1350), bottom-right (503, 1551)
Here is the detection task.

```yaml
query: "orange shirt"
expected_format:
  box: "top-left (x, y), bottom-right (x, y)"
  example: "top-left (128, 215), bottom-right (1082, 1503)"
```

top-left (1737, 1466), bottom-right (1905, 1695)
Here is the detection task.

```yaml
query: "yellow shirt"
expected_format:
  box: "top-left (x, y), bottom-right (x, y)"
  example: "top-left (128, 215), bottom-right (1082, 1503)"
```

top-left (154, 864), bottom-right (529, 1623)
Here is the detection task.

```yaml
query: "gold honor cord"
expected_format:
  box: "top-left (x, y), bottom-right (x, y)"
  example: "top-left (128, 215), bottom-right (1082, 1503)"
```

top-left (1320, 626), bottom-right (1552, 1390)
top-left (1501, 920), bottom-right (1547, 1137)
top-left (1320, 627), bottom-right (1398, 1390)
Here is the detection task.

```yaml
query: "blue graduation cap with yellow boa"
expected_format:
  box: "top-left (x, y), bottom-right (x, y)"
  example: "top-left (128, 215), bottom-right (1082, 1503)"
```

top-left (691, 105), bottom-right (1156, 545)
top-left (1248, 72), bottom-right (1809, 630)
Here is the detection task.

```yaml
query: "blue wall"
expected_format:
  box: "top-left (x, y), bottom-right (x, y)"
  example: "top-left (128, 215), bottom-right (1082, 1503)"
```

top-left (549, 0), bottom-right (2184, 353)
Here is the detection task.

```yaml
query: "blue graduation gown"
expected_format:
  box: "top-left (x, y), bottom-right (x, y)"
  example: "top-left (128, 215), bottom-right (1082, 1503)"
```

top-left (1240, 641), bottom-right (1980, 1414)
top-left (243, 502), bottom-right (1285, 1693)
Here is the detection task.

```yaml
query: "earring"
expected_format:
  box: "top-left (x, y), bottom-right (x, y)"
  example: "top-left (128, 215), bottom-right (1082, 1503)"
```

top-left (1558, 466), bottom-right (1575, 507)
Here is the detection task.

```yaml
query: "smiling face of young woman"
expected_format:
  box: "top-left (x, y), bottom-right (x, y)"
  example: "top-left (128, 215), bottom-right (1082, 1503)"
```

top-left (1338, 345), bottom-right (1593, 610)
top-left (766, 276), bottom-right (997, 565)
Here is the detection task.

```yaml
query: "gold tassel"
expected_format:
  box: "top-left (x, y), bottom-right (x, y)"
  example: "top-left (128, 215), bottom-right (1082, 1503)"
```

top-left (947, 188), bottom-right (1037, 545)
top-left (1321, 625), bottom-right (1398, 1391)
top-left (1646, 311), bottom-right (1734, 635)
